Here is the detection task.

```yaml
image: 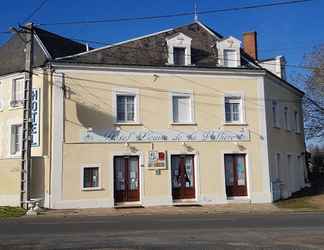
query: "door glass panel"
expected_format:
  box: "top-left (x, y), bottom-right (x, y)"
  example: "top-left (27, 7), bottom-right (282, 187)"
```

top-left (171, 156), bottom-right (181, 188)
top-left (128, 157), bottom-right (138, 190)
top-left (224, 155), bottom-right (234, 186)
top-left (115, 158), bottom-right (125, 191)
top-left (236, 155), bottom-right (246, 186)
top-left (184, 156), bottom-right (194, 188)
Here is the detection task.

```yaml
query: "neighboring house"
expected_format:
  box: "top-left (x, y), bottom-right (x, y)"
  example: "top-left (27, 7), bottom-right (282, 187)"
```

top-left (0, 27), bottom-right (88, 206)
top-left (0, 21), bottom-right (307, 208)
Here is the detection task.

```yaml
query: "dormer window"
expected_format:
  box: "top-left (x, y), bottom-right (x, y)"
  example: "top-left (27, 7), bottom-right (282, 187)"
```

top-left (166, 33), bottom-right (192, 66)
top-left (217, 37), bottom-right (241, 67)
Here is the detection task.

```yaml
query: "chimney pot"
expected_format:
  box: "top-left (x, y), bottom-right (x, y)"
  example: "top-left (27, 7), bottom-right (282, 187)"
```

top-left (243, 31), bottom-right (258, 60)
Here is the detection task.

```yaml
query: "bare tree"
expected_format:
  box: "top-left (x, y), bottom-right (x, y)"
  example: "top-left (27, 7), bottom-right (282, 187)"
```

top-left (298, 45), bottom-right (324, 141)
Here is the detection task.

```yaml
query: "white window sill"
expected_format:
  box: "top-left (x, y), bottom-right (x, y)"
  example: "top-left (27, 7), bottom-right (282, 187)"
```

top-left (8, 106), bottom-right (23, 111)
top-left (171, 122), bottom-right (197, 126)
top-left (81, 187), bottom-right (103, 192)
top-left (223, 122), bottom-right (248, 126)
top-left (114, 122), bottom-right (142, 126)
top-left (7, 154), bottom-right (21, 159)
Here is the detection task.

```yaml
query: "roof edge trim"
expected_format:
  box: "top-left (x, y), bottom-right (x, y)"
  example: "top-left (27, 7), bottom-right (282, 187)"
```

top-left (34, 32), bottom-right (52, 60)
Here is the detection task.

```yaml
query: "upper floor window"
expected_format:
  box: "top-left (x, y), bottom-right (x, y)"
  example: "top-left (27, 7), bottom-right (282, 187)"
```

top-left (113, 88), bottom-right (139, 124)
top-left (166, 33), bottom-right (192, 66)
top-left (11, 78), bottom-right (24, 107)
top-left (117, 95), bottom-right (135, 122)
top-left (225, 96), bottom-right (243, 123)
top-left (10, 124), bottom-right (22, 155)
top-left (284, 106), bottom-right (289, 130)
top-left (294, 111), bottom-right (300, 133)
top-left (272, 101), bottom-right (279, 128)
top-left (171, 93), bottom-right (193, 124)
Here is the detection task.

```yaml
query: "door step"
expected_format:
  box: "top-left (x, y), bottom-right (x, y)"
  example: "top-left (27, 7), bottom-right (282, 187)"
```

top-left (114, 202), bottom-right (144, 209)
top-left (173, 200), bottom-right (201, 207)
top-left (227, 197), bottom-right (251, 203)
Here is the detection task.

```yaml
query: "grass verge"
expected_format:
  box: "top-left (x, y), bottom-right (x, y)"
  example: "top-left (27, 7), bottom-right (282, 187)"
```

top-left (275, 197), bottom-right (320, 210)
top-left (0, 206), bottom-right (26, 218)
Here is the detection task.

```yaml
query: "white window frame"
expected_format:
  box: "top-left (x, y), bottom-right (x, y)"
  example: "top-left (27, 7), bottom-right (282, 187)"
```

top-left (112, 88), bottom-right (140, 125)
top-left (11, 78), bottom-right (24, 108)
top-left (80, 164), bottom-right (102, 191)
top-left (272, 100), bottom-right (279, 128)
top-left (223, 49), bottom-right (237, 67)
top-left (223, 93), bottom-right (245, 125)
top-left (170, 91), bottom-right (195, 125)
top-left (10, 123), bottom-right (23, 157)
top-left (166, 33), bottom-right (192, 66)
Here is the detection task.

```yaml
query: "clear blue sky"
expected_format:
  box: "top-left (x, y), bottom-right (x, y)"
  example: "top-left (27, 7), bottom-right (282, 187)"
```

top-left (0, 0), bottom-right (323, 82)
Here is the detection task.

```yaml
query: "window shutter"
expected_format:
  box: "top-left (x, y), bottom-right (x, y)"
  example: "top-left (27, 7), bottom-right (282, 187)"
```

top-left (224, 49), bottom-right (236, 67)
top-left (10, 125), bottom-right (16, 155)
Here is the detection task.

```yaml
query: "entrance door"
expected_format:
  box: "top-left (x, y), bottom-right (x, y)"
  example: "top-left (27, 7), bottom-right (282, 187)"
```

top-left (114, 156), bottom-right (140, 203)
top-left (224, 154), bottom-right (247, 197)
top-left (171, 155), bottom-right (195, 200)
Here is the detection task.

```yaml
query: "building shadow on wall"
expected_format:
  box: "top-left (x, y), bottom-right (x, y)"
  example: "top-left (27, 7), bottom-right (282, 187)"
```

top-left (31, 157), bottom-right (45, 201)
top-left (75, 102), bottom-right (115, 138)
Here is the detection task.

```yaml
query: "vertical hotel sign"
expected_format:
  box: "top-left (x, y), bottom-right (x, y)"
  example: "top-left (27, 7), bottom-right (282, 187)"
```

top-left (31, 88), bottom-right (40, 147)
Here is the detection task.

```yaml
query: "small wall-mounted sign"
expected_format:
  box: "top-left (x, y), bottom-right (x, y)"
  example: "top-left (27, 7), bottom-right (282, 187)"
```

top-left (148, 151), bottom-right (167, 169)
top-left (31, 88), bottom-right (40, 147)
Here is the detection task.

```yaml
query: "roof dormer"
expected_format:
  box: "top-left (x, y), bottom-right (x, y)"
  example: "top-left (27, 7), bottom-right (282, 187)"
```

top-left (166, 33), bottom-right (192, 66)
top-left (217, 36), bottom-right (241, 67)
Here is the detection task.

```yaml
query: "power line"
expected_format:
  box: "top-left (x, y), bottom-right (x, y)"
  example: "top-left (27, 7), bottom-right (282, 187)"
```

top-left (22, 0), bottom-right (50, 24)
top-left (37, 0), bottom-right (313, 26)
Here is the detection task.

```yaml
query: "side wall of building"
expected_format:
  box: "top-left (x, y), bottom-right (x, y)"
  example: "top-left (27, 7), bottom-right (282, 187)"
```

top-left (264, 75), bottom-right (306, 200)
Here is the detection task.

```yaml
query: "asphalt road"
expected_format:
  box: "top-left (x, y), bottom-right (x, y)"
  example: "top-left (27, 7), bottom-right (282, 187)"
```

top-left (1, 212), bottom-right (324, 249)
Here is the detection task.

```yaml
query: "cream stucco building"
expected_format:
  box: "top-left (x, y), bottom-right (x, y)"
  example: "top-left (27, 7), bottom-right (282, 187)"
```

top-left (0, 22), bottom-right (307, 208)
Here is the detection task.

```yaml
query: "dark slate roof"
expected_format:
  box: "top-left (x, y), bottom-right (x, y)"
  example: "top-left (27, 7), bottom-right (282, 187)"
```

top-left (56, 21), bottom-right (259, 69)
top-left (34, 27), bottom-right (88, 59)
top-left (0, 27), bottom-right (87, 76)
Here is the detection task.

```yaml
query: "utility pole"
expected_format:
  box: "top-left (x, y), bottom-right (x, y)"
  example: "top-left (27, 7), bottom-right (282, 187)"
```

top-left (16, 23), bottom-right (34, 208)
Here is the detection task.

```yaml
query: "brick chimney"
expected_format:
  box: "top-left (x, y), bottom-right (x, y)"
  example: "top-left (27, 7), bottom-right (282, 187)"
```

top-left (243, 32), bottom-right (258, 60)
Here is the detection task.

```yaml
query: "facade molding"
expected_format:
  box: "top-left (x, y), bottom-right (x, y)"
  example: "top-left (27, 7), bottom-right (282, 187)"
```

top-left (257, 77), bottom-right (273, 203)
top-left (49, 72), bottom-right (64, 208)
top-left (52, 63), bottom-right (266, 77)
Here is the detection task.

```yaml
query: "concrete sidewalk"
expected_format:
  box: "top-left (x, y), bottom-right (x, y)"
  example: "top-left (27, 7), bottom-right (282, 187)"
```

top-left (38, 203), bottom-right (283, 218)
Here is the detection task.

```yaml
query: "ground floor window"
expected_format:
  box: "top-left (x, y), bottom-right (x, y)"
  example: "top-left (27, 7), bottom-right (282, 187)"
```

top-left (83, 166), bottom-right (99, 189)
top-left (10, 124), bottom-right (22, 155)
top-left (224, 154), bottom-right (247, 197)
